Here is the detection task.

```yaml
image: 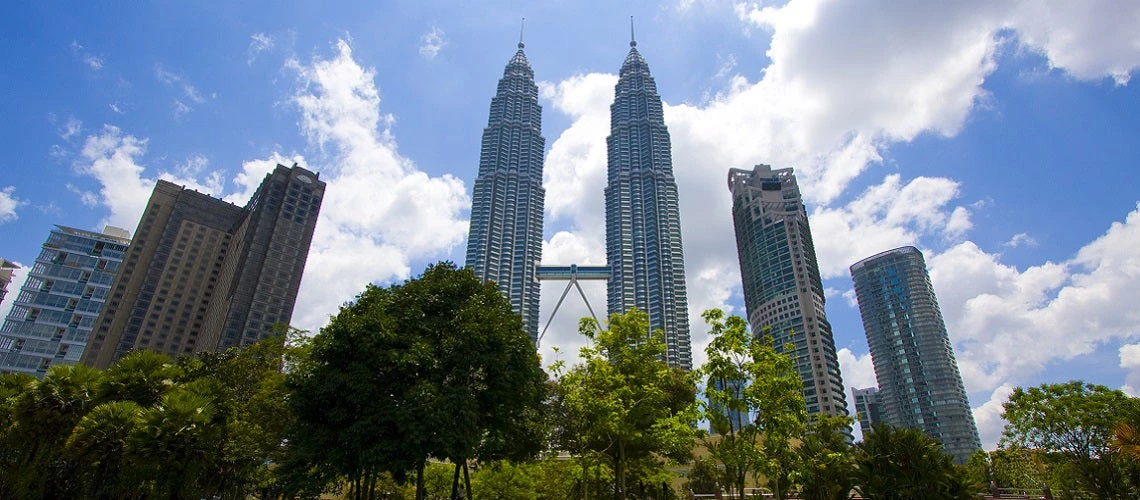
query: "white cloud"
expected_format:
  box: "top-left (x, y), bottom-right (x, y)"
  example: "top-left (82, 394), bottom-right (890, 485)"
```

top-left (285, 39), bottom-right (471, 331)
top-left (156, 64), bottom-right (207, 117)
top-left (0, 186), bottom-right (24, 224)
top-left (109, 102), bottom-right (124, 114)
top-left (1121, 344), bottom-right (1140, 396)
top-left (0, 261), bottom-right (29, 329)
top-left (77, 125), bottom-right (156, 230)
top-left (1003, 232), bottom-right (1038, 248)
top-left (70, 41), bottom-right (104, 71)
top-left (418, 27), bottom-right (447, 60)
top-left (158, 154), bottom-right (224, 197)
top-left (972, 383), bottom-right (1015, 449)
top-left (225, 152), bottom-right (302, 205)
top-left (60, 116), bottom-right (83, 140)
top-left (247, 32), bottom-right (275, 65)
top-left (929, 204), bottom-right (1140, 397)
top-left (838, 347), bottom-right (877, 390)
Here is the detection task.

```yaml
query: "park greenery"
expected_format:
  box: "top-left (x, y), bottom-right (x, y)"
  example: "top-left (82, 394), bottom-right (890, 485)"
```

top-left (0, 262), bottom-right (1137, 498)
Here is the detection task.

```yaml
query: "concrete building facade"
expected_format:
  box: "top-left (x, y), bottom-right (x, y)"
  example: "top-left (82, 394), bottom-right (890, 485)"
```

top-left (604, 38), bottom-right (692, 370)
top-left (465, 42), bottom-right (545, 343)
top-left (852, 386), bottom-right (883, 435)
top-left (83, 164), bottom-right (324, 368)
top-left (728, 164), bottom-right (849, 420)
top-left (0, 226), bottom-right (130, 376)
top-left (0, 259), bottom-right (17, 308)
top-left (850, 246), bottom-right (981, 464)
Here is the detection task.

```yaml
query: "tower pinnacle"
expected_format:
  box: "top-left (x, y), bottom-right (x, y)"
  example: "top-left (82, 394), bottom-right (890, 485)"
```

top-left (630, 16), bottom-right (636, 47)
top-left (519, 17), bottom-right (525, 49)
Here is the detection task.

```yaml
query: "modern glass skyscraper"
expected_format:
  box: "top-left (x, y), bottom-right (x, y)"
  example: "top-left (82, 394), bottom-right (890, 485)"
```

top-left (465, 41), bottom-right (545, 344)
top-left (604, 37), bottom-right (692, 370)
top-left (728, 165), bottom-right (849, 419)
top-left (0, 225), bottom-right (130, 376)
top-left (850, 246), bottom-right (981, 464)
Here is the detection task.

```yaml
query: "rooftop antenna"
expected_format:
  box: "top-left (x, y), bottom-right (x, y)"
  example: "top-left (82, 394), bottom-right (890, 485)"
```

top-left (630, 16), bottom-right (636, 47)
top-left (519, 17), bottom-right (525, 49)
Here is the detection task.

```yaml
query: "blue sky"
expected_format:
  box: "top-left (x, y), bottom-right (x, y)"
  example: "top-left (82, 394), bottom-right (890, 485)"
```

top-left (2, 1), bottom-right (1140, 447)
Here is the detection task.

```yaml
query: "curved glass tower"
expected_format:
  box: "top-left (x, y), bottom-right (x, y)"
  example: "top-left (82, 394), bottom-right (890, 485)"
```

top-left (465, 42), bottom-right (545, 343)
top-left (850, 246), bottom-right (981, 464)
top-left (604, 38), bottom-right (692, 370)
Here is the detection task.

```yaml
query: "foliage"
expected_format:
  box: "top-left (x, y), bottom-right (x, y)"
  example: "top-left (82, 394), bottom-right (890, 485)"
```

top-left (853, 424), bottom-right (974, 500)
top-left (554, 308), bottom-right (697, 499)
top-left (287, 262), bottom-right (549, 499)
top-left (683, 455), bottom-right (720, 495)
top-left (794, 414), bottom-right (855, 500)
top-left (0, 331), bottom-right (301, 500)
top-left (1000, 381), bottom-right (1140, 499)
top-left (745, 329), bottom-right (806, 500)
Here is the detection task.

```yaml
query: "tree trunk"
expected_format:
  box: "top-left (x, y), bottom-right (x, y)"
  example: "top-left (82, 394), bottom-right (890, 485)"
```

top-left (416, 461), bottom-right (427, 500)
top-left (617, 441), bottom-right (627, 500)
top-left (463, 461), bottom-right (472, 499)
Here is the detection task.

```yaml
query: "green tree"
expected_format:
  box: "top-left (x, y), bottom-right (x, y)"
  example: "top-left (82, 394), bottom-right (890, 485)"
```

top-left (64, 400), bottom-right (145, 499)
top-left (1000, 381), bottom-right (1140, 499)
top-left (794, 414), bottom-right (855, 500)
top-left (853, 424), bottom-right (973, 500)
top-left (555, 308), bottom-right (697, 499)
top-left (747, 331), bottom-right (806, 500)
top-left (696, 309), bottom-right (758, 499)
top-left (287, 262), bottom-right (549, 500)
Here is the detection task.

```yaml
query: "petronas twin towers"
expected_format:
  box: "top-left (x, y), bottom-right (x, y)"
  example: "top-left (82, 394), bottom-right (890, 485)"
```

top-left (465, 35), bottom-right (693, 370)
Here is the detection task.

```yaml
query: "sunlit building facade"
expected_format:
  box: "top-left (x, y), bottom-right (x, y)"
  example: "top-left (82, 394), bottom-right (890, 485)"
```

top-left (728, 164), bottom-right (849, 420)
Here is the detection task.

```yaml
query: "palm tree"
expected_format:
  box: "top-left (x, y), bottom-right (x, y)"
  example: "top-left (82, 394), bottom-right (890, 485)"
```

top-left (854, 424), bottom-right (974, 500)
top-left (127, 387), bottom-right (219, 499)
top-left (98, 350), bottom-right (182, 406)
top-left (65, 400), bottom-right (144, 499)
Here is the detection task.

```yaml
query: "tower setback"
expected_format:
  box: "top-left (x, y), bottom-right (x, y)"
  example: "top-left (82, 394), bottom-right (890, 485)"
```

top-left (464, 41), bottom-right (546, 344)
top-left (604, 38), bottom-right (692, 370)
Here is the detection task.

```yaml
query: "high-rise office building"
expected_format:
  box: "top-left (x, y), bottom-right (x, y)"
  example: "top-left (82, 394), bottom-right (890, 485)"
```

top-left (851, 387), bottom-right (883, 435)
top-left (465, 41), bottom-right (545, 343)
top-left (850, 246), bottom-right (981, 464)
top-left (0, 259), bottom-right (18, 307)
top-left (0, 226), bottom-right (130, 376)
top-left (728, 165), bottom-right (849, 419)
top-left (83, 164), bottom-right (324, 369)
top-left (605, 36), bottom-right (692, 370)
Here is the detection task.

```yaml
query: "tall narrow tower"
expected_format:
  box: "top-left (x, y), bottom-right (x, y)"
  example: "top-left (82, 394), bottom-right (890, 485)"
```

top-left (465, 38), bottom-right (546, 343)
top-left (850, 246), bottom-right (981, 464)
top-left (729, 165), bottom-right (850, 420)
top-left (605, 33), bottom-right (692, 370)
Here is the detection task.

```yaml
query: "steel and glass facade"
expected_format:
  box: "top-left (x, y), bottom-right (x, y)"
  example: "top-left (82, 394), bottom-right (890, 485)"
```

top-left (728, 165), bottom-right (849, 419)
top-left (465, 43), bottom-right (545, 343)
top-left (852, 386), bottom-right (883, 435)
top-left (850, 246), bottom-right (981, 464)
top-left (604, 40), bottom-right (692, 370)
top-left (0, 225), bottom-right (130, 376)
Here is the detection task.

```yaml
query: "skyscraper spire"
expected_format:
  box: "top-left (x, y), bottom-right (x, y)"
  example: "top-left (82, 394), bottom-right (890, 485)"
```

top-left (519, 17), bottom-right (525, 49)
top-left (465, 39), bottom-right (546, 344)
top-left (605, 33), bottom-right (692, 370)
top-left (630, 16), bottom-right (636, 47)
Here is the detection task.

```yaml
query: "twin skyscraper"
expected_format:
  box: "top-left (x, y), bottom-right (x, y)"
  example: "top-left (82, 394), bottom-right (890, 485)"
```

top-left (465, 33), bottom-right (694, 370)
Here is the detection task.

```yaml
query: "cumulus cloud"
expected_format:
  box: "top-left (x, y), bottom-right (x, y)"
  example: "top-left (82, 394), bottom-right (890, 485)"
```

top-left (418, 27), bottom-right (447, 60)
top-left (77, 125), bottom-right (156, 230)
top-left (930, 204), bottom-right (1140, 400)
top-left (60, 117), bottom-right (83, 140)
top-left (285, 39), bottom-right (470, 331)
top-left (972, 383), bottom-right (1016, 449)
top-left (1122, 344), bottom-right (1140, 396)
top-left (0, 187), bottom-right (24, 224)
top-left (247, 33), bottom-right (275, 65)
top-left (1003, 232), bottom-right (1038, 248)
